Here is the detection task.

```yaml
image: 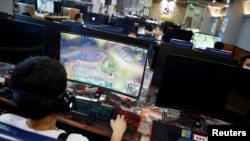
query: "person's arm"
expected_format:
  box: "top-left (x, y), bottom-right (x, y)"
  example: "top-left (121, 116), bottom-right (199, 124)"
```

top-left (110, 114), bottom-right (127, 141)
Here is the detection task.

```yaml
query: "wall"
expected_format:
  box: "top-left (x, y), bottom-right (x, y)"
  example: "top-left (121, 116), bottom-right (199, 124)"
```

top-left (222, 0), bottom-right (244, 45)
top-left (0, 0), bottom-right (13, 15)
top-left (149, 0), bottom-right (186, 24)
top-left (183, 5), bottom-right (206, 29)
top-left (199, 6), bottom-right (211, 34)
top-left (115, 0), bottom-right (152, 15)
top-left (92, 0), bottom-right (104, 13)
top-left (236, 17), bottom-right (250, 51)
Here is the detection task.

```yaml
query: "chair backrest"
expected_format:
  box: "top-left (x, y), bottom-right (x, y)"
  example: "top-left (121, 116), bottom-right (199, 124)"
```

top-left (169, 38), bottom-right (193, 49)
top-left (62, 7), bottom-right (80, 20)
top-left (62, 20), bottom-right (83, 34)
top-left (99, 24), bottom-right (123, 35)
top-left (138, 34), bottom-right (156, 59)
top-left (204, 48), bottom-right (232, 59)
top-left (0, 11), bottom-right (8, 19)
top-left (138, 34), bottom-right (155, 42)
top-left (0, 121), bottom-right (60, 141)
top-left (114, 23), bottom-right (133, 34)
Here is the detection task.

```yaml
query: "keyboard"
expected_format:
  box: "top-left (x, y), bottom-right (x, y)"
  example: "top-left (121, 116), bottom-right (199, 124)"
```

top-left (68, 97), bottom-right (140, 126)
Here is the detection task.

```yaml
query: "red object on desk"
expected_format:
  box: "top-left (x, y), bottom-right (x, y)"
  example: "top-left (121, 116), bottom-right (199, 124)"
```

top-left (97, 88), bottom-right (104, 94)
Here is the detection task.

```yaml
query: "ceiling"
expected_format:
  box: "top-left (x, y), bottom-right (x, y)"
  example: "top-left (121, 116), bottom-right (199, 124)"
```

top-left (175, 0), bottom-right (229, 7)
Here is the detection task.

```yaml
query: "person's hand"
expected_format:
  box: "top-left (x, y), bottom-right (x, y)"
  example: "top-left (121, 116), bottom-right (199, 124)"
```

top-left (110, 114), bottom-right (127, 133)
top-left (110, 114), bottom-right (127, 141)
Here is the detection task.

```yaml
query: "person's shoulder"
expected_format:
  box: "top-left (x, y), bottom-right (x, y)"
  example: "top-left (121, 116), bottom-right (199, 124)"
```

top-left (66, 133), bottom-right (89, 141)
top-left (0, 113), bottom-right (26, 127)
top-left (0, 113), bottom-right (25, 121)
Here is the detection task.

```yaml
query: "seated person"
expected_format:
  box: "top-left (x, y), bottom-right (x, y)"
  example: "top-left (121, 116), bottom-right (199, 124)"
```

top-left (74, 13), bottom-right (84, 24)
top-left (144, 24), bottom-right (154, 34)
top-left (238, 54), bottom-right (250, 69)
top-left (214, 41), bottom-right (224, 50)
top-left (144, 24), bottom-right (163, 40)
top-left (0, 56), bottom-right (127, 141)
top-left (127, 30), bottom-right (138, 38)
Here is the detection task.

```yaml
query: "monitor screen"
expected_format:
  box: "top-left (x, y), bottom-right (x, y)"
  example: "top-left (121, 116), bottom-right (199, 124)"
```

top-left (155, 53), bottom-right (243, 123)
top-left (14, 13), bottom-right (70, 60)
top-left (0, 18), bottom-right (44, 64)
top-left (191, 32), bottom-right (222, 50)
top-left (151, 43), bottom-right (238, 88)
top-left (60, 32), bottom-right (149, 99)
top-left (37, 0), bottom-right (54, 13)
top-left (226, 67), bottom-right (250, 116)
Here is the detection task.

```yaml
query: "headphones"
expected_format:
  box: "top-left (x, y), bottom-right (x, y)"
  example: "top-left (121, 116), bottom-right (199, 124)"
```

top-left (11, 89), bottom-right (76, 115)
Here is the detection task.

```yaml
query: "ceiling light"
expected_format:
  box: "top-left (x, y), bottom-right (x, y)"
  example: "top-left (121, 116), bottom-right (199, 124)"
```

top-left (212, 0), bottom-right (216, 2)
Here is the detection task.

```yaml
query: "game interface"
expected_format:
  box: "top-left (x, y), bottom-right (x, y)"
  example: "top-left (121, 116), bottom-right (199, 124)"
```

top-left (191, 32), bottom-right (222, 50)
top-left (60, 32), bottom-right (148, 97)
top-left (37, 0), bottom-right (54, 13)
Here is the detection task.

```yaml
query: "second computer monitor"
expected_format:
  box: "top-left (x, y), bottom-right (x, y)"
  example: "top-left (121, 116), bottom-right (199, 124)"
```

top-left (155, 53), bottom-right (245, 123)
top-left (37, 0), bottom-right (54, 13)
top-left (191, 32), bottom-right (222, 50)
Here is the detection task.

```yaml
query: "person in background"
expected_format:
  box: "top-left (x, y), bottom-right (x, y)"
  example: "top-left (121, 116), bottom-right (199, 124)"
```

top-left (74, 13), bottom-right (84, 24)
top-left (144, 24), bottom-right (163, 40)
top-left (0, 56), bottom-right (127, 141)
top-left (127, 30), bottom-right (138, 38)
top-left (238, 54), bottom-right (250, 69)
top-left (214, 41), bottom-right (224, 50)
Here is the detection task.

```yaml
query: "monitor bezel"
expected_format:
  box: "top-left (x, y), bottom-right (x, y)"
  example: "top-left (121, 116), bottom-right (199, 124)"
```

top-left (60, 31), bottom-right (150, 99)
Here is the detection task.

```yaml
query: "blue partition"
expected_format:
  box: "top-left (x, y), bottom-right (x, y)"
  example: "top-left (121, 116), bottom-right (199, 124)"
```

top-left (169, 38), bottom-right (193, 49)
top-left (61, 20), bottom-right (83, 34)
top-left (204, 48), bottom-right (232, 58)
top-left (99, 25), bottom-right (124, 35)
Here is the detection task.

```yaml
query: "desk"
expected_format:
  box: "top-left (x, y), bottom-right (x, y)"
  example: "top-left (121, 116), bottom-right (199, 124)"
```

top-left (0, 92), bottom-right (146, 141)
top-left (45, 15), bottom-right (69, 22)
top-left (34, 11), bottom-right (69, 22)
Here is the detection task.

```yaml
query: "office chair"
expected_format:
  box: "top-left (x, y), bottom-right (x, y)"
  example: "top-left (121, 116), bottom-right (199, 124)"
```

top-left (61, 20), bottom-right (83, 34)
top-left (99, 25), bottom-right (124, 35)
top-left (0, 11), bottom-right (8, 19)
top-left (169, 38), bottom-right (194, 49)
top-left (204, 48), bottom-right (232, 59)
top-left (138, 34), bottom-right (156, 61)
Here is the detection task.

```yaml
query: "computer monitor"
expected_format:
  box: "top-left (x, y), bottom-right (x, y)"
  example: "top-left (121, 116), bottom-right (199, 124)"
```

top-left (155, 53), bottom-right (245, 124)
top-left (0, 18), bottom-right (44, 64)
top-left (14, 13), bottom-right (70, 60)
top-left (54, 1), bottom-right (62, 15)
top-left (151, 43), bottom-right (238, 88)
top-left (191, 32), bottom-right (222, 50)
top-left (36, 0), bottom-right (54, 13)
top-left (60, 32), bottom-right (149, 99)
top-left (82, 12), bottom-right (109, 25)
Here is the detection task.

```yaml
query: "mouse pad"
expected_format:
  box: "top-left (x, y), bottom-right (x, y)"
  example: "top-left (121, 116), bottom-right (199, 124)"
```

top-left (150, 120), bottom-right (207, 141)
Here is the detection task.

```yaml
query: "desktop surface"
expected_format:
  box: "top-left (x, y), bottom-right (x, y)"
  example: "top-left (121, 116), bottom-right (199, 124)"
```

top-left (64, 95), bottom-right (141, 140)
